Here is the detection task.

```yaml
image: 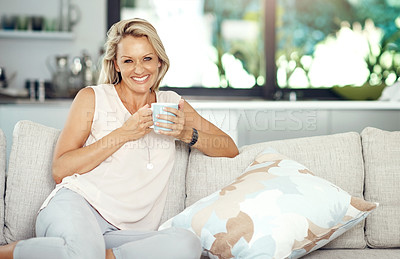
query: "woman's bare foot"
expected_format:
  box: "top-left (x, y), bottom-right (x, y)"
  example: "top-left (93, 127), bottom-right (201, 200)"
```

top-left (106, 248), bottom-right (116, 259)
top-left (0, 241), bottom-right (18, 259)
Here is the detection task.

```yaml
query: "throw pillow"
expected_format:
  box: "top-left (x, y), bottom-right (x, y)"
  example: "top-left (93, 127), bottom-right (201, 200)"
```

top-left (160, 148), bottom-right (377, 259)
top-left (186, 132), bottom-right (368, 249)
top-left (4, 120), bottom-right (60, 242)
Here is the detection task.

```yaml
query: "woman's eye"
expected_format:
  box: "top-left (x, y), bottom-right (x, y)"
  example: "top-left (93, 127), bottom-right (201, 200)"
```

top-left (123, 60), bottom-right (133, 63)
top-left (144, 57), bottom-right (152, 61)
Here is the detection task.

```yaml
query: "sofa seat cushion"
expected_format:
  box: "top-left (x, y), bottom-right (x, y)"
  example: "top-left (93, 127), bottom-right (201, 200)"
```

top-left (185, 132), bottom-right (368, 249)
top-left (0, 128), bottom-right (6, 245)
top-left (361, 127), bottom-right (400, 248)
top-left (303, 248), bottom-right (400, 258)
top-left (200, 248), bottom-right (400, 259)
top-left (161, 147), bottom-right (376, 258)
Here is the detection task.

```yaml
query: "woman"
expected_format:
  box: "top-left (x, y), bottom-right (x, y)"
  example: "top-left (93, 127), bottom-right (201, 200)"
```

top-left (0, 18), bottom-right (238, 259)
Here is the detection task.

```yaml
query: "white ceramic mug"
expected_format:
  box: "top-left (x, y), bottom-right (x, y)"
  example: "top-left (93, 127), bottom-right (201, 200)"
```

top-left (151, 103), bottom-right (178, 132)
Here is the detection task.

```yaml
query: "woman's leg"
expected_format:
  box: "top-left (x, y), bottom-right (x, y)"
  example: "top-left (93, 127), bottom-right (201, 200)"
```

top-left (104, 227), bottom-right (202, 259)
top-left (0, 241), bottom-right (18, 259)
top-left (13, 188), bottom-right (106, 259)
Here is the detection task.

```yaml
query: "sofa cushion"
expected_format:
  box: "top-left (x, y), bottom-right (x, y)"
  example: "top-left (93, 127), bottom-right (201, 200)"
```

top-left (303, 248), bottom-right (400, 259)
top-left (186, 132), bottom-right (368, 249)
top-left (361, 127), bottom-right (400, 248)
top-left (159, 140), bottom-right (190, 225)
top-left (0, 128), bottom-right (6, 245)
top-left (161, 147), bottom-right (376, 258)
top-left (4, 121), bottom-right (60, 242)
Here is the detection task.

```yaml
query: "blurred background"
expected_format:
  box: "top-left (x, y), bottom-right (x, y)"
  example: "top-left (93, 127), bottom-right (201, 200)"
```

top-left (116, 0), bottom-right (400, 100)
top-left (0, 0), bottom-right (399, 100)
top-left (0, 0), bottom-right (399, 156)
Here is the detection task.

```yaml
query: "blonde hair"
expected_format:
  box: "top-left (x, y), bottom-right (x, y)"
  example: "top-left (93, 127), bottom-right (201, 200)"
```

top-left (98, 18), bottom-right (169, 92)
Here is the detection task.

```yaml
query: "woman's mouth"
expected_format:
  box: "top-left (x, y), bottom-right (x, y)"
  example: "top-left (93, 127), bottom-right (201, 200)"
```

top-left (132, 75), bottom-right (149, 83)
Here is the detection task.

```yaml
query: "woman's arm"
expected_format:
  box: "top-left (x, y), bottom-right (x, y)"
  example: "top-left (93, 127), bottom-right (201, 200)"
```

top-left (52, 88), bottom-right (153, 184)
top-left (158, 99), bottom-right (239, 158)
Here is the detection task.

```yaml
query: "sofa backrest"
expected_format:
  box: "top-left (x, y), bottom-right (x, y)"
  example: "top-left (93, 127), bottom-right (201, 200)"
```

top-left (159, 140), bottom-right (190, 225)
top-left (1, 120), bottom-right (190, 243)
top-left (185, 132), bottom-right (367, 249)
top-left (361, 127), bottom-right (400, 248)
top-left (0, 128), bottom-right (6, 245)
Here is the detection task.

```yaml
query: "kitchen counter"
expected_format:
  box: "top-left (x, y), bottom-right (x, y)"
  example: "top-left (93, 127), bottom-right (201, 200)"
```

top-left (189, 99), bottom-right (400, 110)
top-left (0, 98), bottom-right (73, 105)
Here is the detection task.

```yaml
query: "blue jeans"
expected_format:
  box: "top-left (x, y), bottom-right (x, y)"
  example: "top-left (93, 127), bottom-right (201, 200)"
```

top-left (14, 188), bottom-right (202, 259)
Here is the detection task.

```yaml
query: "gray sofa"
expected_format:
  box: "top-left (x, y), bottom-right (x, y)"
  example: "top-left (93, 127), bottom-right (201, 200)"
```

top-left (0, 120), bottom-right (399, 258)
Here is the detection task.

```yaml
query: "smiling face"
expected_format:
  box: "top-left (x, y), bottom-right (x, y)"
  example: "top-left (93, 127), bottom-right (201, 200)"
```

top-left (114, 35), bottom-right (161, 93)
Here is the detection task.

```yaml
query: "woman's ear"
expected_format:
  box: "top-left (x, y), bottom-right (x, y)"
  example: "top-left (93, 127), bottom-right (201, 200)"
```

top-left (158, 61), bottom-right (161, 68)
top-left (113, 59), bottom-right (120, 72)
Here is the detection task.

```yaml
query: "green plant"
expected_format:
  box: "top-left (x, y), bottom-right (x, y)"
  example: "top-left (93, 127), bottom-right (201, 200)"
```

top-left (276, 0), bottom-right (400, 88)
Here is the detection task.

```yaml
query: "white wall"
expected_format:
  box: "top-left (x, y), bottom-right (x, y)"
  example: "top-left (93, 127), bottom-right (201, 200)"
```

top-left (0, 0), bottom-right (106, 90)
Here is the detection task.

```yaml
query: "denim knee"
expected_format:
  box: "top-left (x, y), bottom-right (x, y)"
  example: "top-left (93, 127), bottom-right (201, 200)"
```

top-left (13, 236), bottom-right (105, 259)
top-left (64, 236), bottom-right (105, 259)
top-left (166, 228), bottom-right (202, 259)
top-left (33, 188), bottom-right (106, 259)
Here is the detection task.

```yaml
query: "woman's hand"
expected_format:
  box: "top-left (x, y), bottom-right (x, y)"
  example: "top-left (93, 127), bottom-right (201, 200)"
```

top-left (153, 98), bottom-right (238, 158)
top-left (120, 104), bottom-right (153, 141)
top-left (155, 99), bottom-right (186, 139)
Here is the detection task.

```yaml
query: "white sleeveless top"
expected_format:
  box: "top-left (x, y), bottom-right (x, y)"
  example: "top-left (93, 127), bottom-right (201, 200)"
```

top-left (41, 84), bottom-right (181, 230)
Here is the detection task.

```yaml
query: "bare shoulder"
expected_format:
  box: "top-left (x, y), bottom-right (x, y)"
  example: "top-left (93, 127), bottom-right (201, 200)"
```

top-left (66, 87), bottom-right (95, 119)
top-left (53, 87), bottom-right (96, 159)
top-left (67, 87), bottom-right (96, 127)
top-left (73, 87), bottom-right (95, 107)
top-left (62, 88), bottom-right (95, 141)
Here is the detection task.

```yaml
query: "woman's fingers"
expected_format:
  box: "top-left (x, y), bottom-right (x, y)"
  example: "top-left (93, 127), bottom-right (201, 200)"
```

top-left (155, 121), bottom-right (183, 130)
top-left (153, 101), bottom-right (185, 137)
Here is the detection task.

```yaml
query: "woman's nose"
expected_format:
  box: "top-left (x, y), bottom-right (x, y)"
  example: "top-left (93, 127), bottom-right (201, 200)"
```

top-left (134, 61), bottom-right (145, 74)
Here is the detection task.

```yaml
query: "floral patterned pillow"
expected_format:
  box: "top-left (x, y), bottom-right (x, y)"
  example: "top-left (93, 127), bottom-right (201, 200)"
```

top-left (160, 148), bottom-right (378, 258)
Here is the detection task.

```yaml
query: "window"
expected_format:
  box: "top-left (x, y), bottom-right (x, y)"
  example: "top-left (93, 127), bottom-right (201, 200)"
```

top-left (107, 0), bottom-right (400, 100)
top-left (276, 0), bottom-right (400, 89)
